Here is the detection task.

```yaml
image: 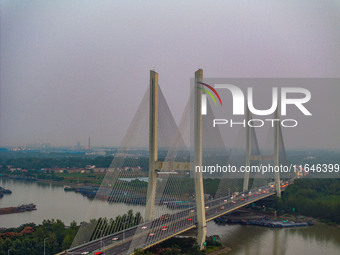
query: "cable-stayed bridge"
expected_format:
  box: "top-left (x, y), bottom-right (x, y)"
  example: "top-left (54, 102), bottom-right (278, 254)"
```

top-left (65, 180), bottom-right (294, 255)
top-left (63, 70), bottom-right (296, 255)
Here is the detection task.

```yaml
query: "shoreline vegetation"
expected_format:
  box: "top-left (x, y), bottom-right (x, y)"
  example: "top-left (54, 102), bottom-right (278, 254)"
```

top-left (0, 215), bottom-right (225, 255)
top-left (272, 178), bottom-right (340, 224)
top-left (0, 210), bottom-right (142, 255)
top-left (0, 219), bottom-right (79, 255)
top-left (134, 235), bottom-right (226, 255)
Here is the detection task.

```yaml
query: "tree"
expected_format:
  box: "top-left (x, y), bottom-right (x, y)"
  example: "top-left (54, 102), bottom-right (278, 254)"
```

top-left (134, 248), bottom-right (152, 255)
top-left (62, 235), bottom-right (73, 250)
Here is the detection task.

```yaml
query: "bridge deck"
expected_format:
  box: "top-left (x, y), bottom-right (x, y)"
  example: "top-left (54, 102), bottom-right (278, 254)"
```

top-left (66, 180), bottom-right (293, 255)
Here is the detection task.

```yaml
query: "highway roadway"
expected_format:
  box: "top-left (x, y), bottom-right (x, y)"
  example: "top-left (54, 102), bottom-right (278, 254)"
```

top-left (65, 180), bottom-right (293, 255)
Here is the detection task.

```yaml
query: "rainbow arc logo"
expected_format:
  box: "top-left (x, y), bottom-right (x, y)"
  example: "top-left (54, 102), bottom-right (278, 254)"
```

top-left (197, 82), bottom-right (222, 106)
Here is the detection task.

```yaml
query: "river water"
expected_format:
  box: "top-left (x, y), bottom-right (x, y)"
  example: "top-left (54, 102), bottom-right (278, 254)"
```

top-left (207, 221), bottom-right (340, 255)
top-left (0, 178), bottom-right (145, 228)
top-left (1, 178), bottom-right (339, 254)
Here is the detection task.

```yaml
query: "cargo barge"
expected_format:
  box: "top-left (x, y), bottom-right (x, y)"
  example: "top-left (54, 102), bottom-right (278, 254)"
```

top-left (214, 216), bottom-right (313, 228)
top-left (0, 186), bottom-right (12, 194)
top-left (0, 204), bottom-right (36, 215)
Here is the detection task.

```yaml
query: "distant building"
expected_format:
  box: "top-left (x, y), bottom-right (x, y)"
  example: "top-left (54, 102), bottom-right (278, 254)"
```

top-left (9, 168), bottom-right (22, 172)
top-left (93, 168), bottom-right (106, 173)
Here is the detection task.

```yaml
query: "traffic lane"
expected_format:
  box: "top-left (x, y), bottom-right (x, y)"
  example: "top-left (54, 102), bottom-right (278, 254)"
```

top-left (69, 185), bottom-right (280, 254)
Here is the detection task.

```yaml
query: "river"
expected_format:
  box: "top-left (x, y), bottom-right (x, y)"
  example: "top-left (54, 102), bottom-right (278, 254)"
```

top-left (1, 178), bottom-right (339, 254)
top-left (207, 221), bottom-right (340, 255)
top-left (0, 178), bottom-right (145, 228)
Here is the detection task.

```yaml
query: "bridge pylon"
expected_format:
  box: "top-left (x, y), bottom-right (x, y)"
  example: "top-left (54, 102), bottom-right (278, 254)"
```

top-left (243, 104), bottom-right (282, 197)
top-left (144, 69), bottom-right (207, 249)
top-left (243, 104), bottom-right (252, 193)
top-left (194, 69), bottom-right (207, 249)
top-left (273, 104), bottom-right (281, 197)
top-left (145, 70), bottom-right (159, 221)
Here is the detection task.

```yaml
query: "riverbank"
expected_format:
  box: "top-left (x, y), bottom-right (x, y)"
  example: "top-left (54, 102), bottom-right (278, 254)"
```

top-left (36, 178), bottom-right (99, 187)
top-left (241, 203), bottom-right (340, 227)
top-left (213, 207), bottom-right (339, 229)
top-left (1, 175), bottom-right (93, 188)
top-left (278, 214), bottom-right (340, 227)
top-left (207, 246), bottom-right (231, 255)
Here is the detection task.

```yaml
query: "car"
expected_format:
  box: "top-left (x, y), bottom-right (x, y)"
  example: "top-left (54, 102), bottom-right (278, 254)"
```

top-left (112, 237), bottom-right (119, 241)
top-left (190, 209), bottom-right (195, 213)
top-left (141, 226), bottom-right (147, 229)
top-left (95, 252), bottom-right (103, 255)
top-left (205, 206), bottom-right (209, 209)
top-left (160, 214), bottom-right (170, 221)
top-left (81, 252), bottom-right (89, 255)
top-left (188, 218), bottom-right (192, 221)
top-left (232, 201), bottom-right (236, 204)
top-left (162, 226), bottom-right (167, 231)
top-left (220, 206), bottom-right (225, 210)
top-left (149, 233), bottom-right (155, 236)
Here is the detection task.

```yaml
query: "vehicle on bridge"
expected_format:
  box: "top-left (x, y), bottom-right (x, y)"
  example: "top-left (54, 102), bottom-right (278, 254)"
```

top-left (160, 214), bottom-right (170, 221)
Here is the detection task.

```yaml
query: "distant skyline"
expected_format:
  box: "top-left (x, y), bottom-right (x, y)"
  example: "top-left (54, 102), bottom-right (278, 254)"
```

top-left (1, 0), bottom-right (340, 149)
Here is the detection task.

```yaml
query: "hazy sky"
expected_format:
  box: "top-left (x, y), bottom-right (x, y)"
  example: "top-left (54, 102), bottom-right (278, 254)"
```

top-left (1, 0), bottom-right (339, 148)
